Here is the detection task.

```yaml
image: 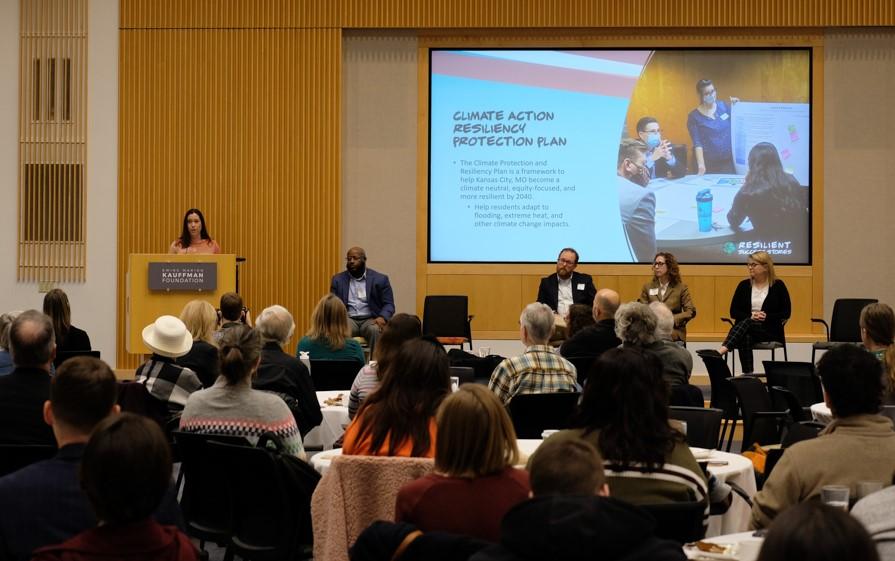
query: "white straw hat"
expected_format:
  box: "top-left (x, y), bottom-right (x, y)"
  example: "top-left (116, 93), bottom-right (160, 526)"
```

top-left (142, 315), bottom-right (193, 358)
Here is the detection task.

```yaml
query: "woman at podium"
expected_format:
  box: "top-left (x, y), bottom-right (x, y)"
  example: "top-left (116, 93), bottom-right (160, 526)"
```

top-left (168, 208), bottom-right (221, 254)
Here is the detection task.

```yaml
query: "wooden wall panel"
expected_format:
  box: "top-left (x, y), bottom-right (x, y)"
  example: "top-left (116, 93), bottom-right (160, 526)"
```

top-left (118, 28), bottom-right (341, 367)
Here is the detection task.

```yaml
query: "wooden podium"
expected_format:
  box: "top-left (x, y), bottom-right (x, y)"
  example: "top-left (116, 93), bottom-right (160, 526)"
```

top-left (127, 253), bottom-right (236, 355)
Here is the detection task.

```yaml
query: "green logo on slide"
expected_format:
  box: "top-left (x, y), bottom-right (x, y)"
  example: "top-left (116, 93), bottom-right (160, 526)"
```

top-left (723, 242), bottom-right (737, 255)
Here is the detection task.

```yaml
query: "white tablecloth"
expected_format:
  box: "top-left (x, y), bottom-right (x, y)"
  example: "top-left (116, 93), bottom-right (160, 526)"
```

top-left (303, 390), bottom-right (351, 450)
top-left (811, 402), bottom-right (833, 424)
top-left (684, 531), bottom-right (764, 561)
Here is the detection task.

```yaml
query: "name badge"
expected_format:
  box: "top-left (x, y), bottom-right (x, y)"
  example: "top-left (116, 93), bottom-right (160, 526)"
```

top-left (649, 288), bottom-right (659, 296)
top-left (721, 113), bottom-right (729, 120)
top-left (577, 283), bottom-right (585, 290)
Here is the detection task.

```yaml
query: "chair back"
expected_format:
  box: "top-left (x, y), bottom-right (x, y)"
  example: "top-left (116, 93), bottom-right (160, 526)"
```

top-left (696, 350), bottom-right (738, 419)
top-left (669, 384), bottom-right (705, 408)
top-left (448, 366), bottom-right (475, 385)
top-left (0, 444), bottom-right (57, 477)
top-left (830, 298), bottom-right (878, 342)
top-left (508, 392), bottom-right (580, 439)
top-left (565, 356), bottom-right (596, 387)
top-left (880, 405), bottom-right (895, 425)
top-left (763, 361), bottom-right (824, 406)
top-left (309, 359), bottom-right (364, 391)
top-left (54, 349), bottom-right (101, 368)
top-left (769, 386), bottom-right (808, 422)
top-left (728, 376), bottom-right (784, 450)
top-left (117, 381), bottom-right (171, 431)
top-left (639, 501), bottom-right (706, 544)
top-left (668, 407), bottom-right (723, 449)
top-left (423, 296), bottom-right (472, 346)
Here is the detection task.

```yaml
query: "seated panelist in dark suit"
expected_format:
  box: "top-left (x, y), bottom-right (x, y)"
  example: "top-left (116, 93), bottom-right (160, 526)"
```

top-left (536, 248), bottom-right (597, 318)
top-left (330, 246), bottom-right (395, 351)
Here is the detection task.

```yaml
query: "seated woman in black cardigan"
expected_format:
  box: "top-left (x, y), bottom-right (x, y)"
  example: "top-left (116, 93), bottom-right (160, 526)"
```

top-left (717, 251), bottom-right (791, 374)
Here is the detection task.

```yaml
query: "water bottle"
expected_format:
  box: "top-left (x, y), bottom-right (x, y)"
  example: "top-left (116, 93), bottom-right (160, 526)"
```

top-left (696, 189), bottom-right (713, 232)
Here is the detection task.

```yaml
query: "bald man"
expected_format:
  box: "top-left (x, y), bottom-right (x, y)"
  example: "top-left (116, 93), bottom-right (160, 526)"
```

top-left (559, 289), bottom-right (622, 359)
top-left (330, 246), bottom-right (395, 351)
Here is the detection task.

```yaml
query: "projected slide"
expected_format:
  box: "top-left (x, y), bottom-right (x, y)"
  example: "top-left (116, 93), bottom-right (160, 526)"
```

top-left (428, 48), bottom-right (812, 264)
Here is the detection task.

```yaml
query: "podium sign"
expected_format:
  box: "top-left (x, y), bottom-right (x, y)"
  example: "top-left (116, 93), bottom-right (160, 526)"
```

top-left (148, 262), bottom-right (218, 291)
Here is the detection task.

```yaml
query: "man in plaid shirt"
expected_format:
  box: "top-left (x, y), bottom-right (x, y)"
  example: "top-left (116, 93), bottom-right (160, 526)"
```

top-left (489, 302), bottom-right (580, 405)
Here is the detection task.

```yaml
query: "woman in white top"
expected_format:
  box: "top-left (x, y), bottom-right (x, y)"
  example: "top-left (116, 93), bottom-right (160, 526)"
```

top-left (717, 251), bottom-right (791, 373)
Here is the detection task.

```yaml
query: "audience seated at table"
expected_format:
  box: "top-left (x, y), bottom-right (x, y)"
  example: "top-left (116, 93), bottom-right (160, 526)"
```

top-left (616, 301), bottom-right (692, 388)
top-left (489, 302), bottom-right (579, 405)
top-left (559, 288), bottom-right (622, 360)
top-left (179, 324), bottom-right (306, 459)
top-left (751, 344), bottom-right (895, 529)
top-left (348, 313), bottom-right (422, 419)
top-left (756, 501), bottom-right (879, 561)
top-left (395, 385), bottom-right (530, 542)
top-left (530, 348), bottom-right (708, 510)
top-left (342, 338), bottom-right (450, 457)
top-left (565, 303), bottom-right (596, 339)
top-left (0, 310), bottom-right (56, 445)
top-left (254, 304), bottom-right (322, 437)
top-left (134, 315), bottom-right (203, 415)
top-left (31, 414), bottom-right (199, 561)
top-left (852, 483), bottom-right (895, 561)
top-left (175, 300), bottom-right (220, 388)
top-left (43, 289), bottom-right (92, 353)
top-left (0, 311), bottom-right (20, 376)
top-left (297, 293), bottom-right (366, 363)
top-left (0, 357), bottom-right (182, 561)
top-left (860, 302), bottom-right (895, 405)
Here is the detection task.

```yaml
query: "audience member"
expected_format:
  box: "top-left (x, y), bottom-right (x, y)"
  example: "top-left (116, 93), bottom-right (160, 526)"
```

top-left (348, 313), bottom-right (422, 419)
top-left (756, 501), bottom-right (879, 561)
top-left (134, 315), bottom-right (202, 414)
top-left (31, 414), bottom-right (199, 561)
top-left (176, 300), bottom-right (220, 388)
top-left (254, 304), bottom-right (322, 437)
top-left (616, 302), bottom-right (691, 387)
top-left (330, 246), bottom-right (395, 351)
top-left (638, 252), bottom-right (696, 341)
top-left (852, 484), bottom-right (895, 561)
top-left (489, 302), bottom-right (578, 405)
top-left (43, 289), bottom-right (91, 353)
top-left (0, 311), bottom-right (21, 376)
top-left (0, 310), bottom-right (56, 445)
top-left (559, 288), bottom-right (621, 359)
top-left (0, 357), bottom-right (181, 561)
top-left (471, 436), bottom-right (687, 561)
top-left (535, 247), bottom-right (597, 316)
top-left (751, 344), bottom-right (895, 529)
top-left (297, 294), bottom-right (365, 363)
top-left (180, 324), bottom-right (306, 459)
top-left (342, 339), bottom-right (450, 457)
top-left (395, 385), bottom-right (530, 542)
top-left (530, 348), bottom-right (707, 508)
top-left (215, 292), bottom-right (249, 342)
top-left (860, 302), bottom-right (895, 404)
top-left (565, 303), bottom-right (596, 340)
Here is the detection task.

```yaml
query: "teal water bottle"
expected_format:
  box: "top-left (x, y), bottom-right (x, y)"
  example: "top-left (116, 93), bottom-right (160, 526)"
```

top-left (696, 189), bottom-right (713, 233)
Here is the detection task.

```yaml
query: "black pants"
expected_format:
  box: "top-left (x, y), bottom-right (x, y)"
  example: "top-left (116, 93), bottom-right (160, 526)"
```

top-left (723, 318), bottom-right (773, 374)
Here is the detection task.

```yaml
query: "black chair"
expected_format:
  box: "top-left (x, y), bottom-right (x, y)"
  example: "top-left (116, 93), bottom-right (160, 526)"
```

top-left (173, 431), bottom-right (250, 554)
top-left (696, 350), bottom-right (739, 451)
top-left (763, 361), bottom-right (823, 410)
top-left (768, 386), bottom-right (809, 422)
top-left (309, 359), bottom-right (364, 391)
top-left (721, 318), bottom-right (787, 375)
top-left (668, 406), bottom-right (723, 450)
top-left (0, 444), bottom-right (57, 477)
top-left (423, 295), bottom-right (474, 350)
top-left (207, 440), bottom-right (317, 561)
top-left (669, 384), bottom-right (705, 408)
top-left (639, 501), bottom-right (706, 544)
top-left (727, 376), bottom-right (788, 452)
top-left (54, 349), bottom-right (100, 368)
top-left (449, 366), bottom-right (475, 385)
top-left (811, 298), bottom-right (878, 363)
top-left (565, 355), bottom-right (596, 387)
top-left (507, 392), bottom-right (580, 439)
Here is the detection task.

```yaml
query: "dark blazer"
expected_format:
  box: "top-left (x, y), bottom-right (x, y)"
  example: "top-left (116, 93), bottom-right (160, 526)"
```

top-left (559, 319), bottom-right (621, 359)
top-left (0, 444), bottom-right (182, 561)
top-left (330, 268), bottom-right (395, 321)
top-left (729, 278), bottom-right (791, 343)
top-left (176, 340), bottom-right (220, 388)
top-left (536, 272), bottom-right (597, 313)
top-left (254, 342), bottom-right (323, 437)
top-left (57, 326), bottom-right (91, 353)
top-left (0, 367), bottom-right (55, 445)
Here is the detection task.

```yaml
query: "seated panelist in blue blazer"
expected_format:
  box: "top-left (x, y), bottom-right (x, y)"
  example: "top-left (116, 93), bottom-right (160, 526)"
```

top-left (330, 246), bottom-right (395, 351)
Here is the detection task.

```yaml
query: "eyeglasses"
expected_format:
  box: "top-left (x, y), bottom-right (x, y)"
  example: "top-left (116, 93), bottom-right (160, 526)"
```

top-left (747, 262), bottom-right (764, 268)
top-left (653, 261), bottom-right (667, 267)
top-left (643, 129), bottom-right (662, 134)
top-left (557, 258), bottom-right (576, 266)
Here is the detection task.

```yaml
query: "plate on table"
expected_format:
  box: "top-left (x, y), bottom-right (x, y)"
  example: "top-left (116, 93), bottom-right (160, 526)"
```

top-left (685, 540), bottom-right (762, 561)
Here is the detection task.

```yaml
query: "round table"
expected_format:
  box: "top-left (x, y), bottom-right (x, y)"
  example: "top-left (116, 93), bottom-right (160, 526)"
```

top-left (303, 390), bottom-right (351, 450)
top-left (811, 402), bottom-right (833, 424)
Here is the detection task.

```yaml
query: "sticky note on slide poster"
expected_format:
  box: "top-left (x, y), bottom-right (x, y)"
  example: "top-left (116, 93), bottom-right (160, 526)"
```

top-left (731, 102), bottom-right (810, 185)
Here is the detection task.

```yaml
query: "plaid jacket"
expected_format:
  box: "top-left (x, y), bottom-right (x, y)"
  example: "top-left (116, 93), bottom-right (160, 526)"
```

top-left (488, 345), bottom-right (579, 405)
top-left (135, 355), bottom-right (203, 411)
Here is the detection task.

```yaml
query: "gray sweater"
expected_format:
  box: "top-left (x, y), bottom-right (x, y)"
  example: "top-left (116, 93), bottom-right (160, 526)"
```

top-left (852, 485), bottom-right (895, 561)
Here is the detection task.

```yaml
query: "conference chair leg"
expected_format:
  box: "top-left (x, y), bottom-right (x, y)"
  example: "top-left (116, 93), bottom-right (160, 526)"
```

top-left (811, 348), bottom-right (816, 364)
top-left (719, 420), bottom-right (729, 450)
top-left (783, 345), bottom-right (788, 361)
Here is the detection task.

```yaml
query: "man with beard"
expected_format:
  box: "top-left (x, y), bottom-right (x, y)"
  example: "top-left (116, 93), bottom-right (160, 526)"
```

top-left (330, 246), bottom-right (395, 351)
top-left (617, 138), bottom-right (657, 263)
top-left (536, 247), bottom-right (596, 317)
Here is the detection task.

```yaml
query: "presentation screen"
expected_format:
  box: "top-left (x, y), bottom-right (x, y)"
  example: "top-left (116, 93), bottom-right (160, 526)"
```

top-left (428, 48), bottom-right (812, 264)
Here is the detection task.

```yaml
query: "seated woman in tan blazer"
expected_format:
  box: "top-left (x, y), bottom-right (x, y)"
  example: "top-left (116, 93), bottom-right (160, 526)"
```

top-left (638, 252), bottom-right (696, 342)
